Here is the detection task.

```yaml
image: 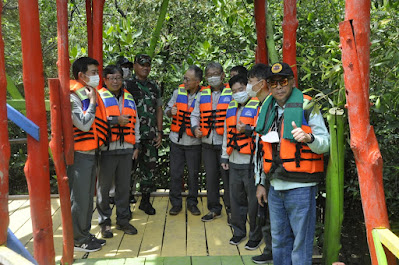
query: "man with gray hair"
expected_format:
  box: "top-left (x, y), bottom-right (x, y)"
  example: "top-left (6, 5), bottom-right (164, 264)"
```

top-left (165, 65), bottom-right (203, 216)
top-left (190, 62), bottom-right (232, 223)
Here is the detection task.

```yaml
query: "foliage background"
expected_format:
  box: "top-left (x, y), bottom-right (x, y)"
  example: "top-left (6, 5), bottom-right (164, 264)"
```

top-left (2, 0), bottom-right (399, 262)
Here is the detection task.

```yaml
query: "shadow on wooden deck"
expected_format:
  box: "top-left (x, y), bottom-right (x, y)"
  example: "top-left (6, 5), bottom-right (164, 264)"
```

top-left (9, 195), bottom-right (270, 264)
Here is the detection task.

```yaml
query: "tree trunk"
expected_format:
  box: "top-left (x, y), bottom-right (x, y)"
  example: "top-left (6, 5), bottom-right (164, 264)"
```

top-left (56, 0), bottom-right (73, 166)
top-left (92, 0), bottom-right (105, 79)
top-left (0, 1), bottom-right (10, 247)
top-left (339, 14), bottom-right (395, 265)
top-left (282, 0), bottom-right (298, 86)
top-left (49, 78), bottom-right (74, 265)
top-left (19, 0), bottom-right (55, 263)
top-left (254, 0), bottom-right (268, 64)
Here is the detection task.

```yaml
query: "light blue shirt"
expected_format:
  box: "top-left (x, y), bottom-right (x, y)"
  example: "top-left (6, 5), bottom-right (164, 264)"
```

top-left (255, 102), bottom-right (330, 190)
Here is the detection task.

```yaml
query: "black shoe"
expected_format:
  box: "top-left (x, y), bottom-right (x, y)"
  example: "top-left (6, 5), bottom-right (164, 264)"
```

top-left (251, 252), bottom-right (273, 264)
top-left (116, 223), bottom-right (138, 235)
top-left (245, 239), bottom-right (262, 250)
top-left (74, 238), bottom-right (102, 252)
top-left (201, 211), bottom-right (221, 222)
top-left (169, 205), bottom-right (182, 215)
top-left (130, 194), bottom-right (137, 204)
top-left (90, 234), bottom-right (106, 246)
top-left (100, 225), bottom-right (113, 238)
top-left (109, 196), bottom-right (115, 205)
top-left (229, 235), bottom-right (246, 245)
top-left (187, 205), bottom-right (201, 216)
top-left (139, 200), bottom-right (156, 215)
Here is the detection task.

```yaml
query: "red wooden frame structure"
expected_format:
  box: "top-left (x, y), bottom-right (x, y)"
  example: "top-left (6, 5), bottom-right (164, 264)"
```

top-left (0, 0), bottom-right (395, 264)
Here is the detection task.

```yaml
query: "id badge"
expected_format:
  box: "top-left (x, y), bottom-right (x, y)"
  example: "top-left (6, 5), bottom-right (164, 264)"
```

top-left (261, 131), bottom-right (280, 143)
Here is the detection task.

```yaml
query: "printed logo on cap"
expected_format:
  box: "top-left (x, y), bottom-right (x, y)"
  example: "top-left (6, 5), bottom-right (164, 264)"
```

top-left (271, 63), bottom-right (283, 74)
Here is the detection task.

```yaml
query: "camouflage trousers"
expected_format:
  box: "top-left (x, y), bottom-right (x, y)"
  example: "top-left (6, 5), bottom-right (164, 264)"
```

top-left (132, 139), bottom-right (158, 193)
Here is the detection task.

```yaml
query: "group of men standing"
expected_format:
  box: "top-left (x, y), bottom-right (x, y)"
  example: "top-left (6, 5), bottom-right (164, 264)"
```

top-left (165, 61), bottom-right (329, 265)
top-left (68, 54), bottom-right (162, 253)
top-left (68, 54), bottom-right (329, 265)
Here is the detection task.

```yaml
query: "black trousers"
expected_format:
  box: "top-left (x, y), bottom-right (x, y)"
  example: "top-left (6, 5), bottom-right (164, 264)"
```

top-left (202, 144), bottom-right (230, 214)
top-left (169, 142), bottom-right (201, 207)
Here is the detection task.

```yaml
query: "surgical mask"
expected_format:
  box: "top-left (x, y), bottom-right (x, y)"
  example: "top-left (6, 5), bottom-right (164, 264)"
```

top-left (84, 74), bottom-right (100, 88)
top-left (122, 67), bottom-right (131, 79)
top-left (246, 81), bottom-right (262, 98)
top-left (232, 91), bottom-right (249, 104)
top-left (207, 76), bottom-right (222, 87)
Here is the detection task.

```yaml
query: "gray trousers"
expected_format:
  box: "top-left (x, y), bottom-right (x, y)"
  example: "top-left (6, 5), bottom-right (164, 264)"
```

top-left (229, 165), bottom-right (262, 241)
top-left (97, 152), bottom-right (132, 226)
top-left (169, 142), bottom-right (201, 207)
top-left (202, 144), bottom-right (230, 214)
top-left (262, 182), bottom-right (272, 255)
top-left (68, 152), bottom-right (97, 245)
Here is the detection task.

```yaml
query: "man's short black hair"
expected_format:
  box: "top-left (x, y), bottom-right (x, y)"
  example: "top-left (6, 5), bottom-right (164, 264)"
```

top-left (187, 65), bottom-right (203, 81)
top-left (103, 64), bottom-right (123, 78)
top-left (229, 74), bottom-right (247, 88)
top-left (205, 62), bottom-right (224, 75)
top-left (72, 57), bottom-right (99, 80)
top-left (230, 65), bottom-right (248, 76)
top-left (248, 63), bottom-right (270, 81)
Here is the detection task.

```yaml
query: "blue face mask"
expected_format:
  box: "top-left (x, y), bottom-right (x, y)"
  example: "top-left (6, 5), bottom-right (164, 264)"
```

top-left (232, 90), bottom-right (249, 104)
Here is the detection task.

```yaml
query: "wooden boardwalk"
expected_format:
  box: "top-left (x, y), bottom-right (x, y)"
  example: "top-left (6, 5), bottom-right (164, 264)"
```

top-left (8, 195), bottom-right (269, 264)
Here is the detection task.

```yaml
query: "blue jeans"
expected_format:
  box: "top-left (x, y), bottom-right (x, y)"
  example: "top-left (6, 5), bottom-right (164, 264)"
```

top-left (268, 185), bottom-right (316, 265)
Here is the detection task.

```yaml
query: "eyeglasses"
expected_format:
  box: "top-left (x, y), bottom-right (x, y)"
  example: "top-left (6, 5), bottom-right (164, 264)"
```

top-left (269, 78), bottom-right (291, 88)
top-left (106, 77), bottom-right (123, 82)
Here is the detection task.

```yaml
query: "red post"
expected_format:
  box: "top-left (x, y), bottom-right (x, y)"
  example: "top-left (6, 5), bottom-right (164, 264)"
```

top-left (282, 0), bottom-right (298, 86)
top-left (339, 17), bottom-right (395, 265)
top-left (86, 0), bottom-right (93, 58)
top-left (0, 1), bottom-right (10, 246)
top-left (254, 0), bottom-right (268, 64)
top-left (56, 0), bottom-right (74, 166)
top-left (92, 0), bottom-right (105, 80)
top-left (18, 1), bottom-right (55, 264)
top-left (49, 78), bottom-right (74, 265)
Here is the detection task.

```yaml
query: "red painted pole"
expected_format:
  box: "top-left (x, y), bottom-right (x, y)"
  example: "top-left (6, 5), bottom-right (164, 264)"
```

top-left (254, 0), bottom-right (268, 64)
top-left (18, 1), bottom-right (55, 264)
top-left (0, 1), bottom-right (10, 246)
top-left (56, 0), bottom-right (73, 166)
top-left (86, 0), bottom-right (93, 58)
top-left (92, 0), bottom-right (105, 81)
top-left (339, 16), bottom-right (395, 265)
top-left (282, 0), bottom-right (298, 86)
top-left (48, 79), bottom-right (74, 265)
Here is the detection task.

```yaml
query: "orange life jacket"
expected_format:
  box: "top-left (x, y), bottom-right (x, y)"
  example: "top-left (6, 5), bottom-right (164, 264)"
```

top-left (225, 98), bottom-right (259, 155)
top-left (170, 84), bottom-right (200, 140)
top-left (261, 96), bottom-right (324, 174)
top-left (199, 84), bottom-right (232, 136)
top-left (98, 88), bottom-right (137, 145)
top-left (70, 80), bottom-right (108, 151)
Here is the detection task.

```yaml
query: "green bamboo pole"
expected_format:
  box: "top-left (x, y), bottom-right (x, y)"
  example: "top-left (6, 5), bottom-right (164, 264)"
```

top-left (265, 1), bottom-right (279, 64)
top-left (323, 107), bottom-right (345, 264)
top-left (147, 0), bottom-right (170, 58)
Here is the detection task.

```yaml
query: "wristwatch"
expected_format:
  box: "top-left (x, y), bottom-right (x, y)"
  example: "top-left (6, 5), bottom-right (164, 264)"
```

top-left (308, 133), bottom-right (315, 144)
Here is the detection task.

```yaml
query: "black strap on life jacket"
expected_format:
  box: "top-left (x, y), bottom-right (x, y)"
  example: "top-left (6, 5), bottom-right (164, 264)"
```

top-left (202, 109), bottom-right (226, 137)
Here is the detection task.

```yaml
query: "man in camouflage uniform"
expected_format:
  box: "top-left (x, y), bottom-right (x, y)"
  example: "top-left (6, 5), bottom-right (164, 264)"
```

top-left (125, 54), bottom-right (163, 215)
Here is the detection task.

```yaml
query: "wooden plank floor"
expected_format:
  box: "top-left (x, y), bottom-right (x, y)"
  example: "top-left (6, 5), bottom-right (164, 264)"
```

top-left (8, 196), bottom-right (267, 264)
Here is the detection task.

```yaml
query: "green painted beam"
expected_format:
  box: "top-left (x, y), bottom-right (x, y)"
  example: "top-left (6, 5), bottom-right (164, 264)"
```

top-left (7, 99), bottom-right (50, 111)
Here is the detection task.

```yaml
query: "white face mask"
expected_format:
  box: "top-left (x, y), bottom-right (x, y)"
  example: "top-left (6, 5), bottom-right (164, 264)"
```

top-left (122, 67), bottom-right (131, 79)
top-left (246, 80), bottom-right (262, 98)
top-left (232, 91), bottom-right (249, 104)
top-left (207, 76), bottom-right (222, 87)
top-left (85, 74), bottom-right (100, 88)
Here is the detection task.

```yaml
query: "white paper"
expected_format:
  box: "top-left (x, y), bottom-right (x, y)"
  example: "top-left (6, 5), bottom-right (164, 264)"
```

top-left (261, 131), bottom-right (280, 143)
